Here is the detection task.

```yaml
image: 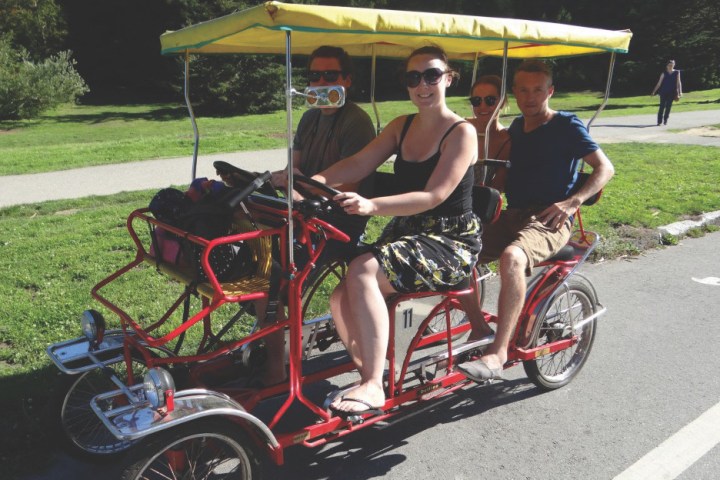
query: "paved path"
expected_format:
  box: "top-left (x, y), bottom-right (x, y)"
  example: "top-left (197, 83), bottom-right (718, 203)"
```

top-left (1, 110), bottom-right (719, 208)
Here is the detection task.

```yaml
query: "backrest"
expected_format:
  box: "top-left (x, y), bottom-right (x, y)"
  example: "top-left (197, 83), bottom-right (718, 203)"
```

top-left (472, 185), bottom-right (502, 224)
top-left (230, 218), bottom-right (274, 280)
top-left (572, 171), bottom-right (603, 206)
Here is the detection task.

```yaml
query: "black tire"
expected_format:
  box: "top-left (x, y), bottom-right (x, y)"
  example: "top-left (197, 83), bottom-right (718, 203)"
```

top-left (522, 278), bottom-right (597, 391)
top-left (120, 418), bottom-right (263, 480)
top-left (299, 260), bottom-right (346, 358)
top-left (50, 353), bottom-right (150, 460)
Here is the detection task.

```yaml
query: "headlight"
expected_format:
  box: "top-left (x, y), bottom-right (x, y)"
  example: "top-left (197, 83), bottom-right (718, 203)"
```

top-left (143, 368), bottom-right (176, 410)
top-left (81, 309), bottom-right (105, 346)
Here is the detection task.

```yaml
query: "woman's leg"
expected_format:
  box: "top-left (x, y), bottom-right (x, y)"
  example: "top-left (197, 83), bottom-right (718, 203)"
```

top-left (662, 95), bottom-right (673, 124)
top-left (330, 253), bottom-right (396, 412)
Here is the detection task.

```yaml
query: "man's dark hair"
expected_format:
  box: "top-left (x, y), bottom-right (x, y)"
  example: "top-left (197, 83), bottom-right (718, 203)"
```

top-left (309, 46), bottom-right (354, 77)
top-left (514, 59), bottom-right (553, 86)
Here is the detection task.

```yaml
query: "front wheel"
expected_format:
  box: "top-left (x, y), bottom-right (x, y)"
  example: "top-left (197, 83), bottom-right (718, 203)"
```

top-left (522, 278), bottom-right (597, 391)
top-left (51, 354), bottom-right (150, 460)
top-left (120, 418), bottom-right (264, 480)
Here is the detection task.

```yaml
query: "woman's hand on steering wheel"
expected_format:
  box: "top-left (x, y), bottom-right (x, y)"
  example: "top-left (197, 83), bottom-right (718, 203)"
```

top-left (333, 191), bottom-right (375, 216)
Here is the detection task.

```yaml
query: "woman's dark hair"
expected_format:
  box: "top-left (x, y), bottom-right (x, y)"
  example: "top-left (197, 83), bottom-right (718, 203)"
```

top-left (405, 45), bottom-right (460, 82)
top-left (308, 45), bottom-right (354, 77)
top-left (470, 74), bottom-right (507, 108)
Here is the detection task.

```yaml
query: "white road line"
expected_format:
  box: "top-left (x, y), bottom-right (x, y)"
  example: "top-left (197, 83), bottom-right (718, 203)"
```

top-left (614, 402), bottom-right (720, 479)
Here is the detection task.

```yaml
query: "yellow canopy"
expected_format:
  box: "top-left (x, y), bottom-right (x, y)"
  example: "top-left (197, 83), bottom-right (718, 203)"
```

top-left (160, 1), bottom-right (631, 60)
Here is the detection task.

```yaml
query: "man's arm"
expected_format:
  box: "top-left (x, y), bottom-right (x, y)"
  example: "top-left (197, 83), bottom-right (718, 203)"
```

top-left (537, 148), bottom-right (614, 230)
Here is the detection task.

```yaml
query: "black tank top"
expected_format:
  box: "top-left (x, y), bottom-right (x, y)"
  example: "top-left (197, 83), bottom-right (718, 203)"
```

top-left (394, 114), bottom-right (474, 216)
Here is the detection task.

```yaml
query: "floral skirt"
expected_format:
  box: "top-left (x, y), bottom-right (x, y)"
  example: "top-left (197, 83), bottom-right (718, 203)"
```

top-left (373, 212), bottom-right (482, 294)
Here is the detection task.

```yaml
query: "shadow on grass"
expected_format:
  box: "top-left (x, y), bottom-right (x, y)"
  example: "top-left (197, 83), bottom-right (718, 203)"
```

top-left (43, 105), bottom-right (189, 125)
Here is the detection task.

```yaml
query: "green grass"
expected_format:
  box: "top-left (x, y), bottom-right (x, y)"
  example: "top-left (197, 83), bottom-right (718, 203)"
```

top-left (2, 88), bottom-right (719, 175)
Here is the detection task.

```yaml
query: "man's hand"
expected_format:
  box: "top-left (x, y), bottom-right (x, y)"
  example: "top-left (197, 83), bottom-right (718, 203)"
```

top-left (333, 191), bottom-right (375, 216)
top-left (537, 197), bottom-right (581, 230)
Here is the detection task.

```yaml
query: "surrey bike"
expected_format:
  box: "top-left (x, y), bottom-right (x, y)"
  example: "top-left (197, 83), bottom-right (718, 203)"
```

top-left (45, 3), bottom-right (631, 478)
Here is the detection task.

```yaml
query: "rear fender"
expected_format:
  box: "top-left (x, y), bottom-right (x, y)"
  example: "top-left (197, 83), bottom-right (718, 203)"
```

top-left (91, 387), bottom-right (279, 449)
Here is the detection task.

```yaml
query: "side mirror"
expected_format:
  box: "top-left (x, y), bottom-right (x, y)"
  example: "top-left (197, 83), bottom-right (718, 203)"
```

top-left (303, 86), bottom-right (345, 108)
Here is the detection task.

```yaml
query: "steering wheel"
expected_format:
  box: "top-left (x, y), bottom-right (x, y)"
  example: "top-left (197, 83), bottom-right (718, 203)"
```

top-left (293, 174), bottom-right (347, 216)
top-left (213, 161), bottom-right (279, 198)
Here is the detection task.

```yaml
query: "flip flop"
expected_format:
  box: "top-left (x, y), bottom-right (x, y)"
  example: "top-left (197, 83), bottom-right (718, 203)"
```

top-left (329, 397), bottom-right (384, 418)
top-left (457, 358), bottom-right (503, 382)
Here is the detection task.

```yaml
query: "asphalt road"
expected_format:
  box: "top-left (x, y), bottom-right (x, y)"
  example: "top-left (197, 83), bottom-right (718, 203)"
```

top-left (21, 231), bottom-right (720, 480)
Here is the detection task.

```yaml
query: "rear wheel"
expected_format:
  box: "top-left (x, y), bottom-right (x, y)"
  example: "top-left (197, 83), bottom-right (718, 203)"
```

top-left (522, 279), bottom-right (597, 391)
top-left (120, 419), bottom-right (263, 480)
top-left (51, 352), bottom-right (150, 459)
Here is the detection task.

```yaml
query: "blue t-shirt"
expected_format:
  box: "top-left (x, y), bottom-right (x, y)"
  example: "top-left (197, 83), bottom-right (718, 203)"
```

top-left (506, 112), bottom-right (598, 209)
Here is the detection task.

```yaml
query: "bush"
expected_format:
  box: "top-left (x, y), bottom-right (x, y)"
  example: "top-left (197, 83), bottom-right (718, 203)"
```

top-left (0, 37), bottom-right (89, 120)
top-left (182, 55), bottom-right (288, 116)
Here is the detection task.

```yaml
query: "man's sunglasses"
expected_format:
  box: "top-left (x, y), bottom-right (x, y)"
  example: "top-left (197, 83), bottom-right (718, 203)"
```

top-left (308, 70), bottom-right (344, 83)
top-left (404, 68), bottom-right (449, 88)
top-left (469, 96), bottom-right (499, 107)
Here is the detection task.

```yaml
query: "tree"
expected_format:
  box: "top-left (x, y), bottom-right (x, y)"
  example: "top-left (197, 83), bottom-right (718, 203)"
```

top-left (0, 0), bottom-right (66, 59)
top-left (0, 36), bottom-right (89, 119)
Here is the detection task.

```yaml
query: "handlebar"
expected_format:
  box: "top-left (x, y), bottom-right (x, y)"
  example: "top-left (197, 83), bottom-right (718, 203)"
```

top-left (225, 171), bottom-right (273, 209)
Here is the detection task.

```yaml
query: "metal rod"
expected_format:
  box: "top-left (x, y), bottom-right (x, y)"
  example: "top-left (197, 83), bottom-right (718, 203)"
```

top-left (370, 45), bottom-right (381, 133)
top-left (284, 30), bottom-right (295, 266)
top-left (587, 52), bottom-right (617, 131)
top-left (479, 41), bottom-right (508, 185)
top-left (184, 50), bottom-right (200, 181)
top-left (471, 52), bottom-right (479, 88)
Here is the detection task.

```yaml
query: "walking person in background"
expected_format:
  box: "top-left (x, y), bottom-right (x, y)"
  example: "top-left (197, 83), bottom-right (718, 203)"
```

top-left (651, 59), bottom-right (682, 126)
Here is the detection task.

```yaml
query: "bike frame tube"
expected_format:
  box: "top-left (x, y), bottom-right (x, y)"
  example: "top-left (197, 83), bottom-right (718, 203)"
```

top-left (184, 50), bottom-right (200, 182)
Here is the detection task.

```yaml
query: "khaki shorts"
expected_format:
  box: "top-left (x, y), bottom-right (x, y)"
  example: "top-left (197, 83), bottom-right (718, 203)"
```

top-left (479, 207), bottom-right (572, 275)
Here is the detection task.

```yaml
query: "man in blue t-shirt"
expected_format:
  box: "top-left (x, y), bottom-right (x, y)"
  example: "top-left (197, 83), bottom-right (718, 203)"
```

top-left (458, 60), bottom-right (614, 382)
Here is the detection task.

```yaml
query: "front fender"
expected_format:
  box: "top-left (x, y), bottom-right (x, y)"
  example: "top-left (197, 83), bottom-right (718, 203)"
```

top-left (91, 387), bottom-right (279, 449)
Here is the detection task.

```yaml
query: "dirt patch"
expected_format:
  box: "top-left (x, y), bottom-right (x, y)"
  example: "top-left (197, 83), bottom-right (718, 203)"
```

top-left (55, 208), bottom-right (80, 216)
top-left (614, 224), bottom-right (662, 250)
top-left (681, 126), bottom-right (720, 137)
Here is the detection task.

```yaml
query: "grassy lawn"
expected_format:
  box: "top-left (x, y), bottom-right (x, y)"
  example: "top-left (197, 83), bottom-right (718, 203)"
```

top-left (0, 92), bottom-right (719, 476)
top-left (1, 88), bottom-right (719, 175)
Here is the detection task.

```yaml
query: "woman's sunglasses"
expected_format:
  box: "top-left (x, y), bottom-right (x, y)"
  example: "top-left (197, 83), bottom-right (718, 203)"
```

top-left (308, 70), bottom-right (344, 83)
top-left (469, 96), bottom-right (499, 107)
top-left (404, 68), bottom-right (449, 88)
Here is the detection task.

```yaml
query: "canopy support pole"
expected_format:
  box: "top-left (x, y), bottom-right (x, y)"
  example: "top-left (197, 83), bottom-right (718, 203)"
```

top-left (471, 52), bottom-right (479, 87)
top-left (370, 45), bottom-right (381, 134)
top-left (480, 41), bottom-right (508, 185)
top-left (284, 29), bottom-right (295, 267)
top-left (586, 52), bottom-right (617, 131)
top-left (184, 50), bottom-right (199, 181)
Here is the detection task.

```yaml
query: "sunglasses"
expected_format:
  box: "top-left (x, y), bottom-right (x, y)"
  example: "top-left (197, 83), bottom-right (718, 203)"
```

top-left (469, 96), bottom-right (499, 107)
top-left (404, 68), bottom-right (449, 88)
top-left (308, 70), bottom-right (344, 83)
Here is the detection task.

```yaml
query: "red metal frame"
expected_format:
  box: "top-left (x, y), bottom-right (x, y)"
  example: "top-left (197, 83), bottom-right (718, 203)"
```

top-left (87, 195), bottom-right (596, 465)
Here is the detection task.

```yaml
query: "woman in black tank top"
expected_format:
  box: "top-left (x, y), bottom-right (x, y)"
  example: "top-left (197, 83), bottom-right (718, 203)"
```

top-left (312, 46), bottom-right (482, 415)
